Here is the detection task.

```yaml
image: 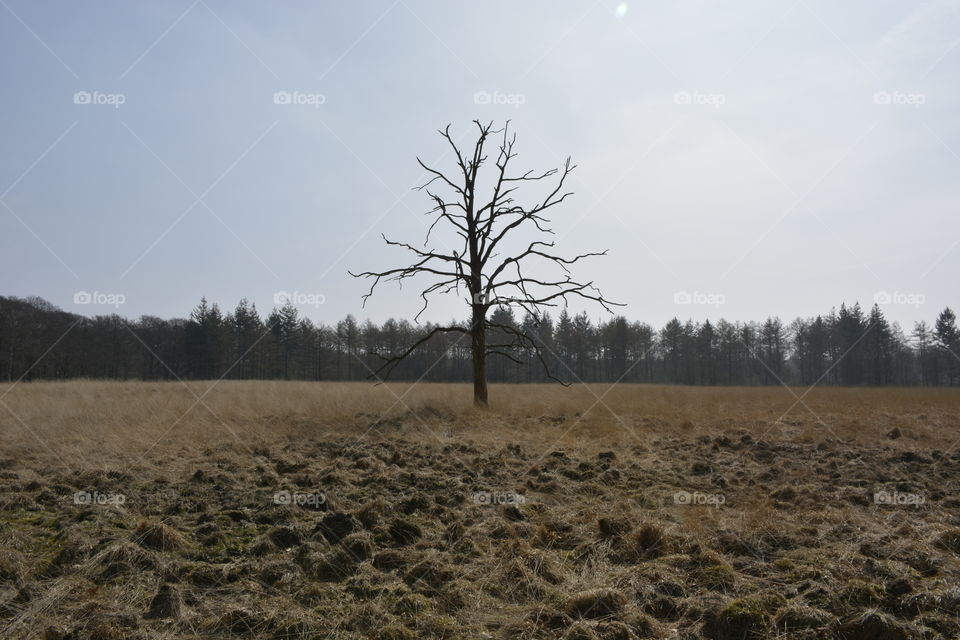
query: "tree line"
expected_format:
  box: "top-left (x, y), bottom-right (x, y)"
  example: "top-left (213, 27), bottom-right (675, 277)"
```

top-left (2, 295), bottom-right (959, 386)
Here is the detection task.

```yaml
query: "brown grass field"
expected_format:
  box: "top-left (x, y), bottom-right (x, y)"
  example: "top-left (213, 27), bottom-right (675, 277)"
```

top-left (2, 381), bottom-right (960, 639)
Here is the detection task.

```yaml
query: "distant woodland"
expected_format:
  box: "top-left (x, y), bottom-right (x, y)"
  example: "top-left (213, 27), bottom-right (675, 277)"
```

top-left (1, 295), bottom-right (958, 386)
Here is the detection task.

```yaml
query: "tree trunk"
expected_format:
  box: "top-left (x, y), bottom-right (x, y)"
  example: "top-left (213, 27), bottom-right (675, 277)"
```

top-left (471, 306), bottom-right (488, 406)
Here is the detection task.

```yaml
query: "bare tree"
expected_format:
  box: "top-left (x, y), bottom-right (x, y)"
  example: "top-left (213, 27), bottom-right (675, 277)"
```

top-left (351, 121), bottom-right (620, 406)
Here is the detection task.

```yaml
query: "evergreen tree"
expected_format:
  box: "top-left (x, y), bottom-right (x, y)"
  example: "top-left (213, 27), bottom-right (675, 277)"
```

top-left (912, 321), bottom-right (933, 386)
top-left (232, 298), bottom-right (263, 379)
top-left (934, 307), bottom-right (959, 385)
top-left (863, 304), bottom-right (894, 385)
top-left (836, 303), bottom-right (866, 386)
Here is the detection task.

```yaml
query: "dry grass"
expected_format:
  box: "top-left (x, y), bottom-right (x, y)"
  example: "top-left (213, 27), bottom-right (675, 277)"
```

top-left (1, 381), bottom-right (960, 639)
top-left (2, 380), bottom-right (959, 467)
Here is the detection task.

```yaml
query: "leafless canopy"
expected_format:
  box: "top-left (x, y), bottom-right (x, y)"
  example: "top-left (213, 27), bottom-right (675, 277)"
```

top-left (351, 121), bottom-right (621, 404)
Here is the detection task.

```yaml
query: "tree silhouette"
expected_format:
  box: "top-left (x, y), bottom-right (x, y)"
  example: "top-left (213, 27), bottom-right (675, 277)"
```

top-left (351, 121), bottom-right (620, 405)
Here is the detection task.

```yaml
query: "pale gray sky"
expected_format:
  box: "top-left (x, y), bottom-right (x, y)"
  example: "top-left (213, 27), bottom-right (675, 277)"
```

top-left (2, 1), bottom-right (958, 328)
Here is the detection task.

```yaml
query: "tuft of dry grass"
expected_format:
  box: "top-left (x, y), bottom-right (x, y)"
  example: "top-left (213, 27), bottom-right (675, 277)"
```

top-left (132, 520), bottom-right (186, 552)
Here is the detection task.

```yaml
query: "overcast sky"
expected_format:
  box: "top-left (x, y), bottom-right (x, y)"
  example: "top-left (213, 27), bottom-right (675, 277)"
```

top-left (2, 1), bottom-right (958, 329)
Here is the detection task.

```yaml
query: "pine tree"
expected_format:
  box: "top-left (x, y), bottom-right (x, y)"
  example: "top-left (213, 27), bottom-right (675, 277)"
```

top-left (232, 298), bottom-right (263, 379)
top-left (912, 321), bottom-right (933, 386)
top-left (760, 317), bottom-right (785, 385)
top-left (268, 302), bottom-right (300, 379)
top-left (863, 304), bottom-right (894, 385)
top-left (836, 303), bottom-right (866, 386)
top-left (660, 318), bottom-right (684, 383)
top-left (934, 307), bottom-right (959, 385)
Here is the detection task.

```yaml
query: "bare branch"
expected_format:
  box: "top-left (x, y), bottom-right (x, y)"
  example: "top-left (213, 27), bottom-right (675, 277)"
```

top-left (369, 325), bottom-right (468, 380)
top-left (485, 320), bottom-right (570, 385)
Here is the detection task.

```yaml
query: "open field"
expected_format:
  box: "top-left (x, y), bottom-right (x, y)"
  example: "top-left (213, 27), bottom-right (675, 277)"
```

top-left (2, 382), bottom-right (960, 639)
